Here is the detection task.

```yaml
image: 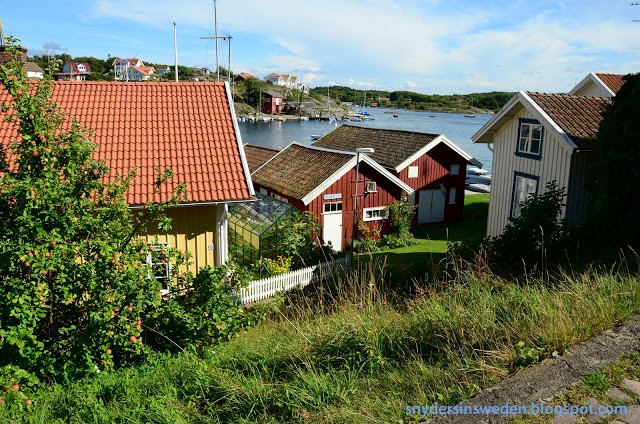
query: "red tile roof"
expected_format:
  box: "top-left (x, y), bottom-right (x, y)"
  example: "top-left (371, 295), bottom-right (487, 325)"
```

top-left (595, 73), bottom-right (625, 95)
top-left (0, 81), bottom-right (253, 205)
top-left (527, 92), bottom-right (610, 148)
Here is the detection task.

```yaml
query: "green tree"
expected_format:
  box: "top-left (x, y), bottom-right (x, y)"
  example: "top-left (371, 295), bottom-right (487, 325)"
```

top-left (0, 38), bottom-right (186, 382)
top-left (165, 65), bottom-right (194, 81)
top-left (587, 73), bottom-right (640, 247)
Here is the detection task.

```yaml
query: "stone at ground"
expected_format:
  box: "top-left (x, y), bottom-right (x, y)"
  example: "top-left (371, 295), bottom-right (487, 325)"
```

top-left (583, 397), bottom-right (607, 423)
top-left (429, 315), bottom-right (640, 424)
top-left (618, 404), bottom-right (640, 424)
top-left (622, 379), bottom-right (640, 398)
top-left (552, 415), bottom-right (577, 424)
top-left (608, 387), bottom-right (633, 403)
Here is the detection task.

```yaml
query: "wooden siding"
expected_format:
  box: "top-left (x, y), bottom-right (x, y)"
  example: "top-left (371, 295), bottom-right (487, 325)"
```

top-left (140, 204), bottom-right (221, 273)
top-left (573, 80), bottom-right (612, 98)
top-left (566, 150), bottom-right (596, 223)
top-left (486, 107), bottom-right (573, 237)
top-left (254, 162), bottom-right (404, 250)
top-left (397, 143), bottom-right (468, 222)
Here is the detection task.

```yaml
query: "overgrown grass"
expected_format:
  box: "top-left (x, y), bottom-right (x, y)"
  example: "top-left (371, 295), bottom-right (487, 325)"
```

top-left (4, 254), bottom-right (640, 423)
top-left (362, 193), bottom-right (489, 280)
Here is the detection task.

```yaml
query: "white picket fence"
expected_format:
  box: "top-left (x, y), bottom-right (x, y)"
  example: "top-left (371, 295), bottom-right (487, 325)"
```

top-left (237, 256), bottom-right (351, 304)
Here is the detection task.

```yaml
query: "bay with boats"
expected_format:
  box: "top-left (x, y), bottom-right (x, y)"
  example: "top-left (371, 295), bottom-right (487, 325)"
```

top-left (237, 108), bottom-right (494, 173)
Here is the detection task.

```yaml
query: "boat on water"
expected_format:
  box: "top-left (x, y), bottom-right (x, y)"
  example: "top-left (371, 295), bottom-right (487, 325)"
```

top-left (464, 114), bottom-right (476, 118)
top-left (310, 134), bottom-right (325, 140)
top-left (393, 113), bottom-right (399, 118)
top-left (467, 183), bottom-right (490, 193)
top-left (466, 166), bottom-right (491, 187)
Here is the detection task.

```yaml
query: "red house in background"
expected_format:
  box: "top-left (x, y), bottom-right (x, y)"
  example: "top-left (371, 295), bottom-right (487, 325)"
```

top-left (262, 91), bottom-right (284, 114)
top-left (247, 143), bottom-right (414, 251)
top-left (313, 125), bottom-right (481, 223)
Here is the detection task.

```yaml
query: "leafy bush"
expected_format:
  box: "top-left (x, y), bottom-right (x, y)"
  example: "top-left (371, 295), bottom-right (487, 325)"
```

top-left (484, 181), bottom-right (569, 273)
top-left (381, 201), bottom-right (418, 248)
top-left (353, 220), bottom-right (381, 253)
top-left (147, 262), bottom-right (262, 353)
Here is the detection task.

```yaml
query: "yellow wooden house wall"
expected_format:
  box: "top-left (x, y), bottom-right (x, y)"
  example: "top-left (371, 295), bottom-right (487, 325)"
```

top-left (139, 204), bottom-right (225, 274)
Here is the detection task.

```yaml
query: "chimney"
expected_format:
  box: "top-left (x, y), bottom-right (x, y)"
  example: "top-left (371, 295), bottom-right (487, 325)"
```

top-left (0, 45), bottom-right (28, 66)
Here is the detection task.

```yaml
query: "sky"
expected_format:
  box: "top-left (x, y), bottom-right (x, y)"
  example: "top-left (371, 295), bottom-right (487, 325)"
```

top-left (2, 0), bottom-right (639, 94)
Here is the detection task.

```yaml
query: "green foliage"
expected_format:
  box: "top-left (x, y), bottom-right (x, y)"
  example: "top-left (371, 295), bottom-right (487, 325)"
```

top-left (381, 201), bottom-right (418, 249)
top-left (261, 211), bottom-right (333, 267)
top-left (147, 262), bottom-right (260, 353)
top-left (583, 372), bottom-right (610, 393)
top-left (587, 73), bottom-right (640, 248)
top-left (353, 220), bottom-right (381, 253)
top-left (485, 181), bottom-right (569, 273)
top-left (164, 65), bottom-right (194, 81)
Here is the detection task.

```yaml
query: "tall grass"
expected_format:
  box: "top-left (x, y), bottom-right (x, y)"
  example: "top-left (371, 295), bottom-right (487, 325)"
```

top-left (4, 257), bottom-right (640, 423)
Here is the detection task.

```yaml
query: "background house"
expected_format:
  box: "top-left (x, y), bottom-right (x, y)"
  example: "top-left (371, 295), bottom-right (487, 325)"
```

top-left (249, 143), bottom-right (413, 251)
top-left (112, 57), bottom-right (153, 81)
top-left (54, 62), bottom-right (92, 81)
top-left (25, 61), bottom-right (44, 79)
top-left (472, 88), bottom-right (613, 237)
top-left (569, 73), bottom-right (624, 98)
top-left (313, 125), bottom-right (480, 224)
top-left (0, 74), bottom-right (255, 272)
top-left (261, 91), bottom-right (284, 114)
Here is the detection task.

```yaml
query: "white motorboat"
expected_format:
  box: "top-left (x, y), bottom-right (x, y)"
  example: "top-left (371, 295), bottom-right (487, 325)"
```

top-left (466, 166), bottom-right (491, 186)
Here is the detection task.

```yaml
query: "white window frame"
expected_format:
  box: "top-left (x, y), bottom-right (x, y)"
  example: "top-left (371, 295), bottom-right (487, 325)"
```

top-left (511, 173), bottom-right (539, 219)
top-left (448, 187), bottom-right (457, 204)
top-left (365, 181), bottom-right (377, 193)
top-left (323, 202), bottom-right (343, 214)
top-left (450, 164), bottom-right (460, 176)
top-left (146, 243), bottom-right (171, 295)
top-left (517, 119), bottom-right (543, 158)
top-left (408, 166), bottom-right (419, 178)
top-left (363, 206), bottom-right (389, 222)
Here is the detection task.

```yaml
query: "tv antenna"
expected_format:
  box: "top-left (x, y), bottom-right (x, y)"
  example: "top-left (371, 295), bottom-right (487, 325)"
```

top-left (633, 2), bottom-right (639, 22)
top-left (200, 35), bottom-right (232, 82)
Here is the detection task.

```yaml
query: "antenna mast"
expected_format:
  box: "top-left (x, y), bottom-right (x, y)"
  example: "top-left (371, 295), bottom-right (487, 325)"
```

top-left (214, 0), bottom-right (219, 81)
top-left (0, 18), bottom-right (5, 45)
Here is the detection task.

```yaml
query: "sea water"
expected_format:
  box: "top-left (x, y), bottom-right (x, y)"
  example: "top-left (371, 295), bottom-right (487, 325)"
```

top-left (237, 108), bottom-right (494, 172)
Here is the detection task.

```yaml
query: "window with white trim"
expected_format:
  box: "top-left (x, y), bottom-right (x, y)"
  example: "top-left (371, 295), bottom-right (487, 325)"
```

top-left (146, 243), bottom-right (171, 294)
top-left (517, 119), bottom-right (543, 158)
top-left (449, 187), bottom-right (457, 204)
top-left (365, 181), bottom-right (377, 193)
top-left (450, 164), bottom-right (460, 176)
top-left (324, 202), bottom-right (343, 213)
top-left (511, 173), bottom-right (538, 219)
top-left (408, 166), bottom-right (419, 178)
top-left (363, 206), bottom-right (389, 221)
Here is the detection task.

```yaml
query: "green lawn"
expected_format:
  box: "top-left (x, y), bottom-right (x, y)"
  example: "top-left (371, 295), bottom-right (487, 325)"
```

top-left (360, 193), bottom-right (489, 278)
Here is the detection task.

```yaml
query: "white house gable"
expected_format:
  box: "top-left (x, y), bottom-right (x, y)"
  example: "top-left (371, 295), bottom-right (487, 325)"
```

top-left (479, 98), bottom-right (572, 237)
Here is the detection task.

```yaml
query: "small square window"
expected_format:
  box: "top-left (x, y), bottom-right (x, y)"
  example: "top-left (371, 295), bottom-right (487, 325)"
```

top-left (363, 207), bottom-right (389, 221)
top-left (516, 119), bottom-right (544, 158)
top-left (366, 181), bottom-right (377, 193)
top-left (450, 164), bottom-right (460, 176)
top-left (324, 202), bottom-right (343, 213)
top-left (408, 166), bottom-right (419, 178)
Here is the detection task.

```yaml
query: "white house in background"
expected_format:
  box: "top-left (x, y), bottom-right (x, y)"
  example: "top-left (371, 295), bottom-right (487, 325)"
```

top-left (264, 72), bottom-right (307, 91)
top-left (122, 65), bottom-right (156, 81)
top-left (472, 91), bottom-right (612, 237)
top-left (569, 73), bottom-right (624, 98)
top-left (25, 62), bottom-right (44, 79)
top-left (112, 57), bottom-right (147, 81)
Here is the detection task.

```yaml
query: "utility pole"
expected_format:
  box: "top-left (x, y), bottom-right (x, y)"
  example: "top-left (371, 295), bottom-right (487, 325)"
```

top-left (173, 22), bottom-right (178, 82)
top-left (214, 0), bottom-right (219, 81)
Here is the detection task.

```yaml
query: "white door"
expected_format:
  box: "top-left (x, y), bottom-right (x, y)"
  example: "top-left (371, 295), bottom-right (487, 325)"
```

top-left (323, 212), bottom-right (343, 251)
top-left (417, 189), bottom-right (446, 224)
